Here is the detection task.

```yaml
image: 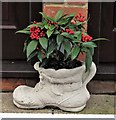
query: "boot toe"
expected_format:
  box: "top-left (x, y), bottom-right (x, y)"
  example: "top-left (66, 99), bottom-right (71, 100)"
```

top-left (13, 85), bottom-right (33, 105)
top-left (13, 85), bottom-right (44, 108)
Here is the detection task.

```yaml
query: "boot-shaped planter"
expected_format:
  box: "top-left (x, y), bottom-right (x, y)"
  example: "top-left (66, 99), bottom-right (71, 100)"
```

top-left (13, 62), bottom-right (96, 112)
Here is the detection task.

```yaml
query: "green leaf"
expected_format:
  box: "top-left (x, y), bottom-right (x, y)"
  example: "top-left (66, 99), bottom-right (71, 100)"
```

top-left (27, 23), bottom-right (44, 29)
top-left (71, 46), bottom-right (80, 60)
top-left (23, 38), bottom-right (31, 53)
top-left (26, 40), bottom-right (38, 58)
top-left (81, 47), bottom-right (87, 53)
top-left (23, 45), bottom-right (26, 53)
top-left (54, 30), bottom-right (60, 34)
top-left (37, 51), bottom-right (42, 62)
top-left (23, 27), bottom-right (30, 31)
top-left (92, 38), bottom-right (108, 42)
top-left (67, 13), bottom-right (76, 18)
top-left (59, 14), bottom-right (68, 20)
top-left (47, 42), bottom-right (56, 58)
top-left (49, 25), bottom-right (56, 31)
top-left (23, 42), bottom-right (27, 53)
top-left (57, 35), bottom-right (64, 46)
top-left (47, 30), bottom-right (54, 38)
top-left (54, 10), bottom-right (63, 21)
top-left (46, 16), bottom-right (55, 22)
top-left (89, 47), bottom-right (94, 56)
top-left (38, 24), bottom-right (44, 29)
top-left (61, 32), bottom-right (75, 40)
top-left (39, 12), bottom-right (55, 22)
top-left (85, 49), bottom-right (92, 72)
top-left (39, 37), bottom-right (48, 50)
top-left (45, 24), bottom-right (49, 29)
top-left (27, 51), bottom-right (38, 61)
top-left (27, 24), bottom-right (37, 28)
top-left (82, 42), bottom-right (97, 48)
top-left (58, 19), bottom-right (68, 25)
top-left (16, 30), bottom-right (30, 34)
top-left (39, 12), bottom-right (47, 19)
top-left (63, 39), bottom-right (71, 53)
top-left (74, 31), bottom-right (82, 42)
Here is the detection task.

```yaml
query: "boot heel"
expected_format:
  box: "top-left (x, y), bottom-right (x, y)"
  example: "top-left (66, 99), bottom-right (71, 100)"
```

top-left (59, 104), bottom-right (86, 112)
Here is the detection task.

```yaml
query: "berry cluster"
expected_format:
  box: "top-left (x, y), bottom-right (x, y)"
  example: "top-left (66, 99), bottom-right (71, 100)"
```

top-left (75, 13), bottom-right (86, 22)
top-left (82, 33), bottom-right (93, 42)
top-left (61, 28), bottom-right (74, 35)
top-left (65, 28), bottom-right (74, 34)
top-left (30, 26), bottom-right (45, 40)
top-left (47, 20), bottom-right (58, 29)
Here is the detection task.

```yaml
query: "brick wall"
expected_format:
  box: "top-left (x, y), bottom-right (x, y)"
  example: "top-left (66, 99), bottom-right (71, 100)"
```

top-left (43, 1), bottom-right (88, 20)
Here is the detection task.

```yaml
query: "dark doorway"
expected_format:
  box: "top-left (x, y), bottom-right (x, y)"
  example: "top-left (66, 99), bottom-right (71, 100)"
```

top-left (2, 2), bottom-right (42, 78)
top-left (88, 2), bottom-right (116, 80)
top-left (2, 2), bottom-right (42, 60)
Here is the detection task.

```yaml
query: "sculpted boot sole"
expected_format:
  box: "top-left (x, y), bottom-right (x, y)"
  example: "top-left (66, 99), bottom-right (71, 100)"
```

top-left (13, 98), bottom-right (86, 112)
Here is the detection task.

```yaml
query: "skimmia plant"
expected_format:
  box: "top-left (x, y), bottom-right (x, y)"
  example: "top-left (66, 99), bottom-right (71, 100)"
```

top-left (16, 10), bottom-right (107, 72)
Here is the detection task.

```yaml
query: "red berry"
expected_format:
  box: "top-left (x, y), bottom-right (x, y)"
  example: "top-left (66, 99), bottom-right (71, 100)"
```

top-left (33, 21), bottom-right (37, 24)
top-left (75, 13), bottom-right (86, 22)
top-left (71, 21), bottom-right (75, 24)
top-left (36, 47), bottom-right (39, 50)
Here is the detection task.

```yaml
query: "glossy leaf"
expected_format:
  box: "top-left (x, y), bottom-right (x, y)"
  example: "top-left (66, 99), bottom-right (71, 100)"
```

top-left (27, 51), bottom-right (38, 61)
top-left (47, 16), bottom-right (55, 22)
top-left (47, 42), bottom-right (56, 58)
top-left (54, 10), bottom-right (63, 21)
top-left (74, 31), bottom-right (82, 42)
top-left (82, 42), bottom-right (97, 48)
top-left (61, 32), bottom-right (74, 40)
top-left (37, 51), bottom-right (42, 62)
top-left (26, 40), bottom-right (38, 58)
top-left (27, 24), bottom-right (38, 28)
top-left (92, 38), bottom-right (108, 41)
top-left (67, 13), bottom-right (76, 18)
top-left (49, 25), bottom-right (56, 31)
top-left (57, 35), bottom-right (64, 46)
top-left (54, 30), bottom-right (60, 34)
top-left (85, 49), bottom-right (92, 72)
top-left (39, 12), bottom-right (47, 19)
top-left (16, 30), bottom-right (30, 34)
top-left (58, 19), bottom-right (68, 25)
top-left (39, 12), bottom-right (55, 22)
top-left (44, 24), bottom-right (49, 29)
top-left (47, 30), bottom-right (54, 38)
top-left (63, 39), bottom-right (71, 53)
top-left (39, 37), bottom-right (48, 50)
top-left (89, 47), bottom-right (94, 56)
top-left (71, 46), bottom-right (80, 60)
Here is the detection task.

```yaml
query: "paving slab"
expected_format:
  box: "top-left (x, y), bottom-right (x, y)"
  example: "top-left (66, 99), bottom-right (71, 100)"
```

top-left (0, 93), bottom-right (115, 114)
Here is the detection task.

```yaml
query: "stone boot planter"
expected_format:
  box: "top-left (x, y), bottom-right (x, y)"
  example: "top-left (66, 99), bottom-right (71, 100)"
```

top-left (13, 62), bottom-right (96, 112)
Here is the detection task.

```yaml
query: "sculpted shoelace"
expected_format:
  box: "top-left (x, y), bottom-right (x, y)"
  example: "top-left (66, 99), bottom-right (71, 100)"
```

top-left (35, 74), bottom-right (45, 91)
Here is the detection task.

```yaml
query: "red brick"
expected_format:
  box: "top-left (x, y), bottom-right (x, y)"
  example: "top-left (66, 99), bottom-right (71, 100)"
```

top-left (78, 52), bottom-right (86, 62)
top-left (66, 0), bottom-right (87, 5)
top-left (0, 79), bottom-right (26, 91)
top-left (0, 78), bottom-right (115, 94)
top-left (43, 5), bottom-right (88, 19)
